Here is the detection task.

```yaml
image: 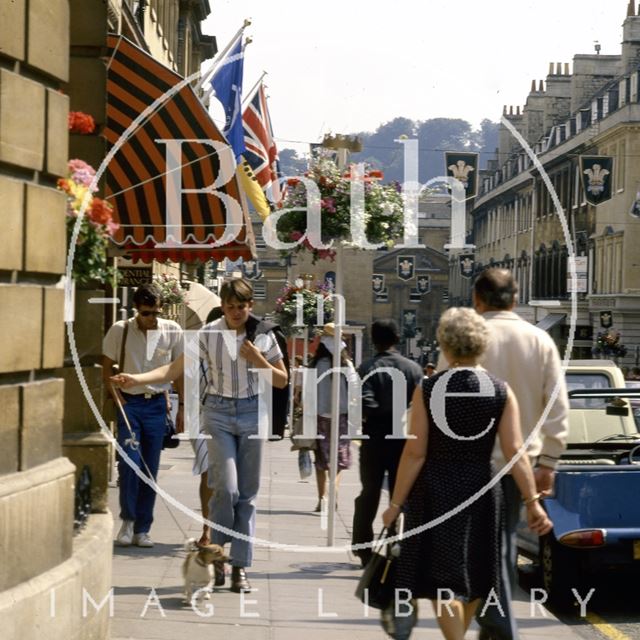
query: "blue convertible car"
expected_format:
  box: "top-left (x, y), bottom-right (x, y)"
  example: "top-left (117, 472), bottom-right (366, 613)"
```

top-left (517, 388), bottom-right (640, 609)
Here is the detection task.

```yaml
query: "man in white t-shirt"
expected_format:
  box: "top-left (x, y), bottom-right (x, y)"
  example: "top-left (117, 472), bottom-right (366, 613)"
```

top-left (103, 283), bottom-right (183, 548)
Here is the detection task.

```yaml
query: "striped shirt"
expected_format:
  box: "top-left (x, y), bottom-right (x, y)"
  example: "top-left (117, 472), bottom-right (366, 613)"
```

top-left (199, 317), bottom-right (283, 399)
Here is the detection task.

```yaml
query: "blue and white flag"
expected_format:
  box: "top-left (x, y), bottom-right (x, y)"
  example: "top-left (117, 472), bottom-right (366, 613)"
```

top-left (210, 38), bottom-right (245, 160)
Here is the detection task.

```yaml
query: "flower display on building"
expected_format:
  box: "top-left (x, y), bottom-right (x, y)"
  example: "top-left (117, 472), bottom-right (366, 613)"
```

top-left (276, 157), bottom-right (405, 263)
top-left (68, 111), bottom-right (96, 135)
top-left (274, 279), bottom-right (334, 335)
top-left (592, 330), bottom-right (628, 358)
top-left (58, 158), bottom-right (119, 286)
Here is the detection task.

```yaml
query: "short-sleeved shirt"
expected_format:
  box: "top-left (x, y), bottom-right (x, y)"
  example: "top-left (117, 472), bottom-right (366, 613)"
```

top-left (103, 317), bottom-right (183, 395)
top-left (199, 317), bottom-right (283, 399)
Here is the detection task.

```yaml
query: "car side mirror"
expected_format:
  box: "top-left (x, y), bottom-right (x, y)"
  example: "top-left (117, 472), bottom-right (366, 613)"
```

top-left (606, 398), bottom-right (629, 416)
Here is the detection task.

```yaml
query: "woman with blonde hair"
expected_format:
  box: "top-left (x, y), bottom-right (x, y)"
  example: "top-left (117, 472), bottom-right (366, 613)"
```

top-left (381, 308), bottom-right (552, 640)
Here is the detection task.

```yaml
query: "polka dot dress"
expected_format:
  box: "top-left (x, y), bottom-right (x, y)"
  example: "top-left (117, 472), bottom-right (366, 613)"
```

top-left (393, 369), bottom-right (507, 602)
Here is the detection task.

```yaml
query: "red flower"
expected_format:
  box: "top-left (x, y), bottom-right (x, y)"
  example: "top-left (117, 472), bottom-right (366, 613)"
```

top-left (68, 111), bottom-right (96, 134)
top-left (88, 197), bottom-right (114, 226)
top-left (287, 178), bottom-right (300, 187)
top-left (368, 169), bottom-right (384, 179)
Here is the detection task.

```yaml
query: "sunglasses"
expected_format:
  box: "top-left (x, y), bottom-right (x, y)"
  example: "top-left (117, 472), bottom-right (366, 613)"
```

top-left (139, 310), bottom-right (162, 317)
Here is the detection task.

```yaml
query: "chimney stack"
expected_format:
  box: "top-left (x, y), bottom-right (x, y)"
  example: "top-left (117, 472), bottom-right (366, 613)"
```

top-left (509, 105), bottom-right (514, 115)
top-left (556, 62), bottom-right (563, 75)
top-left (548, 62), bottom-right (554, 75)
top-left (517, 106), bottom-right (521, 115)
top-left (539, 79), bottom-right (545, 92)
top-left (531, 79), bottom-right (537, 92)
top-left (564, 62), bottom-right (570, 75)
top-left (628, 0), bottom-right (635, 17)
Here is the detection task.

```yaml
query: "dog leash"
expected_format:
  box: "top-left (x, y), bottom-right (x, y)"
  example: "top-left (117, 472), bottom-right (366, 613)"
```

top-left (110, 381), bottom-right (191, 542)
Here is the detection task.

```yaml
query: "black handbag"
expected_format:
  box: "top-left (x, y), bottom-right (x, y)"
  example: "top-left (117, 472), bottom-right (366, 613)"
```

top-left (163, 414), bottom-right (180, 449)
top-left (354, 526), bottom-right (401, 610)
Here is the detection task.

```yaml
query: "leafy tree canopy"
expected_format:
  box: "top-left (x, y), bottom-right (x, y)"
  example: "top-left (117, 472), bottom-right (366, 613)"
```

top-left (278, 117), bottom-right (499, 183)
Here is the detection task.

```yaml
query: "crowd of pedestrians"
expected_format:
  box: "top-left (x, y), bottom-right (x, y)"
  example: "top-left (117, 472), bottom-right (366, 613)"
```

top-left (109, 269), bottom-right (569, 640)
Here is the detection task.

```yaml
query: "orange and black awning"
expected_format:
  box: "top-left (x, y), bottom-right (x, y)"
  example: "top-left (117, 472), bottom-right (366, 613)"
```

top-left (105, 34), bottom-right (254, 263)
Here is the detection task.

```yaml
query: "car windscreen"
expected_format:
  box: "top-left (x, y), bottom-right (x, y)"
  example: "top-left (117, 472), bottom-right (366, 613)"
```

top-left (566, 373), bottom-right (611, 409)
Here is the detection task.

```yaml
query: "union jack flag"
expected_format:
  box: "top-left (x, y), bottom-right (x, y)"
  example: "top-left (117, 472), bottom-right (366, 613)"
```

top-left (242, 83), bottom-right (283, 205)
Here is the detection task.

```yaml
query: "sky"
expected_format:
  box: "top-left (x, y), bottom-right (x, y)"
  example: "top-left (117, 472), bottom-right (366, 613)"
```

top-left (203, 0), bottom-right (629, 154)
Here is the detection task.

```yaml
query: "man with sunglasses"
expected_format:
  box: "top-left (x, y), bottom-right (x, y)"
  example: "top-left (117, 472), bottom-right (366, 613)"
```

top-left (103, 282), bottom-right (184, 548)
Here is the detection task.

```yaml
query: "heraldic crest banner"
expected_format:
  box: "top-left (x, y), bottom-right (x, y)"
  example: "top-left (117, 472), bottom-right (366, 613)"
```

top-left (580, 156), bottom-right (613, 205)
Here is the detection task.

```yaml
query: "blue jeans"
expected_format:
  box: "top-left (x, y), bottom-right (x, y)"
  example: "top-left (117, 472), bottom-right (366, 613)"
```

top-left (476, 475), bottom-right (520, 640)
top-left (116, 394), bottom-right (166, 534)
top-left (203, 395), bottom-right (263, 568)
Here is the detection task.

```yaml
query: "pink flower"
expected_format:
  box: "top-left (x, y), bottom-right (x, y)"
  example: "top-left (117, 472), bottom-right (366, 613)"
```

top-left (321, 197), bottom-right (336, 214)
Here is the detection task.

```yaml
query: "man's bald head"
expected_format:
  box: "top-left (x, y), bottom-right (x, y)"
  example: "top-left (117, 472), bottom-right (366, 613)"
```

top-left (472, 268), bottom-right (518, 312)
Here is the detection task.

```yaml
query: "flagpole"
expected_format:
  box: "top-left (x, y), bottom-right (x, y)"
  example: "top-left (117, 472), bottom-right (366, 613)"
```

top-left (197, 19), bottom-right (251, 92)
top-left (242, 72), bottom-right (267, 108)
top-left (202, 38), bottom-right (253, 104)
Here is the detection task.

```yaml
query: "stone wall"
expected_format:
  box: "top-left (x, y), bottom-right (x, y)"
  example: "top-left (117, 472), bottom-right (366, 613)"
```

top-left (0, 1), bottom-right (112, 638)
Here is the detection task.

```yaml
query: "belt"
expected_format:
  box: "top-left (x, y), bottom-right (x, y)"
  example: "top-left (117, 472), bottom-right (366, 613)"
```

top-left (122, 391), bottom-right (163, 400)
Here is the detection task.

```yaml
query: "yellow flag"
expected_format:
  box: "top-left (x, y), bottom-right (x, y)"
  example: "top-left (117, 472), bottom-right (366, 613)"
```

top-left (236, 156), bottom-right (271, 221)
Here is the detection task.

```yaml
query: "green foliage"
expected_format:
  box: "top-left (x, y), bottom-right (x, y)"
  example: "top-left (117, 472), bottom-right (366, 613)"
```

top-left (274, 281), bottom-right (335, 336)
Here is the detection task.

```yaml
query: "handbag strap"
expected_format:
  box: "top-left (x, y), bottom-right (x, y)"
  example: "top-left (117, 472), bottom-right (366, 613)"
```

top-left (372, 527), bottom-right (390, 555)
top-left (119, 321), bottom-right (129, 373)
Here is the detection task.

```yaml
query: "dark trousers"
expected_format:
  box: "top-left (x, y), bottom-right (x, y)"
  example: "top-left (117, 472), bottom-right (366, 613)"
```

top-left (476, 474), bottom-right (521, 640)
top-left (352, 435), bottom-right (405, 562)
top-left (116, 394), bottom-right (166, 534)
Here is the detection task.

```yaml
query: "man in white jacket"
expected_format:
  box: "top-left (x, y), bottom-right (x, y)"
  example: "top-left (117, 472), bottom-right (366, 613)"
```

top-left (440, 268), bottom-right (569, 640)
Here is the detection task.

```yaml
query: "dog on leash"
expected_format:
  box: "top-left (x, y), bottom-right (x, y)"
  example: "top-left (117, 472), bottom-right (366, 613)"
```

top-left (182, 538), bottom-right (227, 603)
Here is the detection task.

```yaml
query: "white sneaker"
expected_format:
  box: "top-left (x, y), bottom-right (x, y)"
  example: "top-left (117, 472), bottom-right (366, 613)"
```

top-left (133, 532), bottom-right (154, 548)
top-left (116, 520), bottom-right (134, 546)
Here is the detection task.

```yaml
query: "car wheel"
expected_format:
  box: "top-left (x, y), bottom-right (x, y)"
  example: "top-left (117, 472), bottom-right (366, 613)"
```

top-left (540, 534), bottom-right (581, 611)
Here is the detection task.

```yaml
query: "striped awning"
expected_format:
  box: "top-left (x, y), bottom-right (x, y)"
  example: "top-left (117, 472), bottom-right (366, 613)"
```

top-left (105, 34), bottom-right (255, 264)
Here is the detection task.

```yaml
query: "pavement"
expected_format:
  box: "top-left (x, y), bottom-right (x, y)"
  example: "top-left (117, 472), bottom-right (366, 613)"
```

top-left (108, 438), bottom-right (585, 640)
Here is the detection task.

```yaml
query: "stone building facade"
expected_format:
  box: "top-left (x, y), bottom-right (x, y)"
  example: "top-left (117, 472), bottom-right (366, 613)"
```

top-left (0, 2), bottom-right (218, 638)
top-left (459, 1), bottom-right (640, 364)
top-left (0, 1), bottom-right (112, 638)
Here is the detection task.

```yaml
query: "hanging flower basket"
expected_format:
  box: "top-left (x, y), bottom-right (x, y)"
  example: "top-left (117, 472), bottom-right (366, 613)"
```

top-left (276, 157), bottom-right (405, 263)
top-left (274, 280), bottom-right (334, 335)
top-left (58, 157), bottom-right (119, 287)
top-left (592, 330), bottom-right (627, 359)
top-left (152, 274), bottom-right (189, 322)
top-left (153, 273), bottom-right (188, 305)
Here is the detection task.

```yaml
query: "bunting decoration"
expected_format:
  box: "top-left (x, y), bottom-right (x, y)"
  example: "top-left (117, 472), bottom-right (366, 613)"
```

top-left (416, 275), bottom-right (431, 295)
top-left (372, 273), bottom-right (385, 294)
top-left (241, 258), bottom-right (262, 280)
top-left (600, 311), bottom-right (613, 329)
top-left (402, 309), bottom-right (417, 338)
top-left (397, 256), bottom-right (415, 281)
top-left (459, 254), bottom-right (475, 279)
top-left (580, 156), bottom-right (613, 205)
top-left (445, 152), bottom-right (479, 200)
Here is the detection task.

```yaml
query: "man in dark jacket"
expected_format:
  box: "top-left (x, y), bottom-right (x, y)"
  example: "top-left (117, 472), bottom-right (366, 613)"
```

top-left (352, 319), bottom-right (423, 567)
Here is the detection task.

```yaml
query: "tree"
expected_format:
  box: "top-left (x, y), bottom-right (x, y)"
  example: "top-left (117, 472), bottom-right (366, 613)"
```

top-left (279, 148), bottom-right (307, 177)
